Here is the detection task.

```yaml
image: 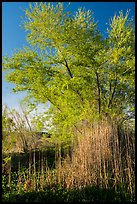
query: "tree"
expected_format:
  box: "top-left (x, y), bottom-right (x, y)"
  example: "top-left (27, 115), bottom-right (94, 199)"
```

top-left (3, 3), bottom-right (135, 143)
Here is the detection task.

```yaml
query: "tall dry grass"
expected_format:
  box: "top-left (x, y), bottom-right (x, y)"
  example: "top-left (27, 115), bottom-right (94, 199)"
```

top-left (55, 118), bottom-right (135, 198)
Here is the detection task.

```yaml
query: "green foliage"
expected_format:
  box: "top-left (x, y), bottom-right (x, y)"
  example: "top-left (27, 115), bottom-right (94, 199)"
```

top-left (2, 181), bottom-right (134, 202)
top-left (2, 3), bottom-right (135, 143)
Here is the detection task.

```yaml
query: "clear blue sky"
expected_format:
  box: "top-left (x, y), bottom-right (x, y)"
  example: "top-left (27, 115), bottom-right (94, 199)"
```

top-left (2, 2), bottom-right (135, 111)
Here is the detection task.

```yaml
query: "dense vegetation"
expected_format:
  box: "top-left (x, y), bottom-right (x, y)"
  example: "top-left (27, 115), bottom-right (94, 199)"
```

top-left (2, 2), bottom-right (135, 202)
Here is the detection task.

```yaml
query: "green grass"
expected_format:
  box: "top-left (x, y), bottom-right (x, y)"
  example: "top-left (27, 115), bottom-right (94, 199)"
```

top-left (2, 184), bottom-right (134, 202)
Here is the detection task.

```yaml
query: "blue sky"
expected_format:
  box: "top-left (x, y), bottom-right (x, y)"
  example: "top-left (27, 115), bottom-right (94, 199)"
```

top-left (2, 2), bottom-right (135, 112)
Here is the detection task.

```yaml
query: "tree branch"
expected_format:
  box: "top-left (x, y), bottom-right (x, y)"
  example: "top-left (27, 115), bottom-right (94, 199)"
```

top-left (109, 82), bottom-right (112, 92)
top-left (62, 58), bottom-right (84, 102)
top-left (64, 57), bottom-right (73, 78)
top-left (95, 71), bottom-right (101, 114)
top-left (46, 97), bottom-right (62, 112)
top-left (108, 74), bottom-right (117, 108)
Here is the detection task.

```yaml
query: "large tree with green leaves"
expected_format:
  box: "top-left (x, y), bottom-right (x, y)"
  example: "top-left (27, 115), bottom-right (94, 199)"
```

top-left (3, 3), bottom-right (135, 142)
